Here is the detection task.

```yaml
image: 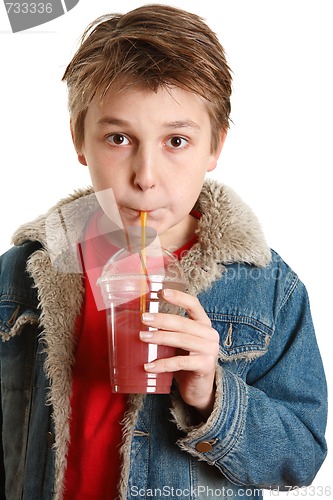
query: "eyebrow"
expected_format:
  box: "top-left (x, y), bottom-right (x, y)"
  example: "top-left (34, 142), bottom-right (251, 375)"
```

top-left (97, 117), bottom-right (200, 130)
top-left (97, 118), bottom-right (130, 127)
top-left (163, 120), bottom-right (200, 130)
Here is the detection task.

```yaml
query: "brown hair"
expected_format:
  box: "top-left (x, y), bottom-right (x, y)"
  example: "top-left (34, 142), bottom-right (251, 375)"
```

top-left (62, 4), bottom-right (232, 152)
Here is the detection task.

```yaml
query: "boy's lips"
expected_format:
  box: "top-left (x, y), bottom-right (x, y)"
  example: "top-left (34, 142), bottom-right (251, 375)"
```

top-left (121, 206), bottom-right (160, 218)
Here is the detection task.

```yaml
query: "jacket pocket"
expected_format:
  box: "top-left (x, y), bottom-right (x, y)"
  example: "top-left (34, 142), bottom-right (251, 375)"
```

top-left (208, 313), bottom-right (272, 362)
top-left (0, 300), bottom-right (39, 341)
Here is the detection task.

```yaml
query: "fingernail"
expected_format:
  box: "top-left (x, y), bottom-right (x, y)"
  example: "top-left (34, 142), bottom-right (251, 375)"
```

top-left (142, 313), bottom-right (154, 322)
top-left (144, 362), bottom-right (156, 370)
top-left (140, 331), bottom-right (153, 339)
top-left (163, 288), bottom-right (174, 298)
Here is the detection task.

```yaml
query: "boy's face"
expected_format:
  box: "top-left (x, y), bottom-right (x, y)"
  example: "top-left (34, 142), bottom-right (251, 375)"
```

top-left (77, 85), bottom-right (224, 248)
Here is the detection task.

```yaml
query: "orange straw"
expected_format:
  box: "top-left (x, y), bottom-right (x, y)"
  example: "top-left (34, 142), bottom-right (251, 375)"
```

top-left (140, 211), bottom-right (148, 314)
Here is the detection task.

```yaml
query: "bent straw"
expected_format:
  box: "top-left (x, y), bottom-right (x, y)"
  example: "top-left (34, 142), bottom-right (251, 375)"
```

top-left (140, 211), bottom-right (148, 314)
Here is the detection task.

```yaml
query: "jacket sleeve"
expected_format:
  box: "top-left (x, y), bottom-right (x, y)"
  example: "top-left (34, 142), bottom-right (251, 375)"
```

top-left (174, 277), bottom-right (328, 489)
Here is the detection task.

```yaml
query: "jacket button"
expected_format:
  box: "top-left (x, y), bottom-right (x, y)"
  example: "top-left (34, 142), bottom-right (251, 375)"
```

top-left (195, 441), bottom-right (213, 453)
top-left (46, 432), bottom-right (55, 447)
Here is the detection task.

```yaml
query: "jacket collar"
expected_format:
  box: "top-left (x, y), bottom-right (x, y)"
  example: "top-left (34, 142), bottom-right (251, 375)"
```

top-left (182, 180), bottom-right (271, 294)
top-left (12, 180), bottom-right (271, 292)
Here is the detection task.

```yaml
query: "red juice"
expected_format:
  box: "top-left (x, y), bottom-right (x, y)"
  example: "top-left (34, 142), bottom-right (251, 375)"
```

top-left (97, 245), bottom-right (186, 394)
top-left (107, 290), bottom-right (178, 393)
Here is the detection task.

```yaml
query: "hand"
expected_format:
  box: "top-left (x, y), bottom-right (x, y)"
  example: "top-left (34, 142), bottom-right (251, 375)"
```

top-left (140, 288), bottom-right (219, 419)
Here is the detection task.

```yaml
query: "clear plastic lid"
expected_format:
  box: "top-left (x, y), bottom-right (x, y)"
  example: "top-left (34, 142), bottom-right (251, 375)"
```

top-left (97, 245), bottom-right (186, 306)
top-left (97, 245), bottom-right (185, 286)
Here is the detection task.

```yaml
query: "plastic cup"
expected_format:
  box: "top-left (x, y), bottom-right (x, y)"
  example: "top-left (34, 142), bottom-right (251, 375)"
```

top-left (97, 247), bottom-right (186, 393)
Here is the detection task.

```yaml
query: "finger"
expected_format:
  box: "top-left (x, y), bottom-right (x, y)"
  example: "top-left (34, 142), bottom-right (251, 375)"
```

top-left (139, 328), bottom-right (219, 354)
top-left (144, 354), bottom-right (215, 374)
top-left (141, 312), bottom-right (216, 340)
top-left (162, 289), bottom-right (211, 325)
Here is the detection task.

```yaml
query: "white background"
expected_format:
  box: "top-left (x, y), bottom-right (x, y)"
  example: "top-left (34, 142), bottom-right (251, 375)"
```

top-left (0, 1), bottom-right (332, 497)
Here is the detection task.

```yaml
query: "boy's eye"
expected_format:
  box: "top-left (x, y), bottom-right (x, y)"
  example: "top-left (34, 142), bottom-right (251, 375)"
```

top-left (166, 136), bottom-right (188, 149)
top-left (106, 134), bottom-right (130, 146)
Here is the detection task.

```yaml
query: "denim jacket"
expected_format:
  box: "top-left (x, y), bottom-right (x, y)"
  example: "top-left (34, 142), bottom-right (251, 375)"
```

top-left (0, 181), bottom-right (327, 500)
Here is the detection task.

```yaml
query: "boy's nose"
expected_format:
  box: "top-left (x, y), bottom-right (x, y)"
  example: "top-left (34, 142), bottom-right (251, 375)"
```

top-left (133, 146), bottom-right (157, 191)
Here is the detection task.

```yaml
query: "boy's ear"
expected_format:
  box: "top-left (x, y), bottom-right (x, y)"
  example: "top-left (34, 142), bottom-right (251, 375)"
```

top-left (77, 153), bottom-right (88, 166)
top-left (207, 130), bottom-right (227, 172)
top-left (70, 119), bottom-right (87, 166)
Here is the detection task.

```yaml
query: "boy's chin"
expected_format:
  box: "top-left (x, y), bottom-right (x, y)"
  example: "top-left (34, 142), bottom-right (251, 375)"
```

top-left (106, 225), bottom-right (158, 252)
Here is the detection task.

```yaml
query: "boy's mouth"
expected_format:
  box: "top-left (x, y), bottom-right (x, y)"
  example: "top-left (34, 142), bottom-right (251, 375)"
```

top-left (121, 206), bottom-right (159, 219)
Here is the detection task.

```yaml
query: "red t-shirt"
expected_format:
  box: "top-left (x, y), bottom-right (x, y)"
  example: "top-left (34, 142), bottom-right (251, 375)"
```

top-left (64, 210), bottom-right (198, 499)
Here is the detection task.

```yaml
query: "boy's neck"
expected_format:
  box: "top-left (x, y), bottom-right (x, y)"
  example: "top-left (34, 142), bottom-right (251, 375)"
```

top-left (98, 210), bottom-right (198, 253)
top-left (159, 214), bottom-right (198, 252)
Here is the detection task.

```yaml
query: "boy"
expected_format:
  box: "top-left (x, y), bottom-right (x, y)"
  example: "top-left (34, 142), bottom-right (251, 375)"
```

top-left (0, 4), bottom-right (327, 499)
